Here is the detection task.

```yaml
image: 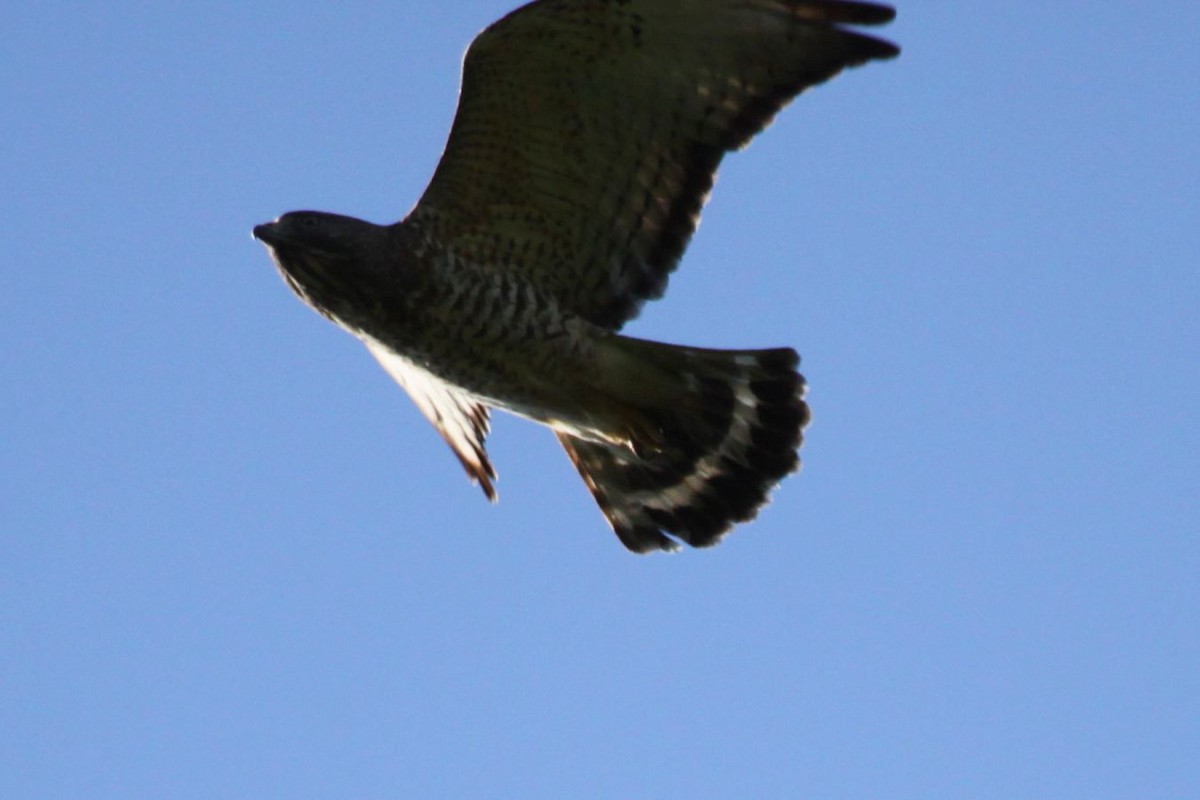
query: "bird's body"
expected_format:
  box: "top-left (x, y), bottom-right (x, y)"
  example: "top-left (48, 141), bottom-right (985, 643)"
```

top-left (260, 213), bottom-right (663, 444)
top-left (254, 0), bottom-right (899, 552)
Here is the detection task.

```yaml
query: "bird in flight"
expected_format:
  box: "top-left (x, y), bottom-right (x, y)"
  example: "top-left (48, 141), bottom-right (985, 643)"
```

top-left (253, 0), bottom-right (898, 553)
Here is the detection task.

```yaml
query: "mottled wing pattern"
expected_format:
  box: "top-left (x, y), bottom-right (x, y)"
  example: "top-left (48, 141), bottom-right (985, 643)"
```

top-left (363, 340), bottom-right (497, 500)
top-left (411, 0), bottom-right (898, 329)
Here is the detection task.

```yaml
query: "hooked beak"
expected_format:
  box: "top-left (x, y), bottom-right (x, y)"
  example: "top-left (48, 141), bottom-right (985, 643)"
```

top-left (252, 222), bottom-right (279, 245)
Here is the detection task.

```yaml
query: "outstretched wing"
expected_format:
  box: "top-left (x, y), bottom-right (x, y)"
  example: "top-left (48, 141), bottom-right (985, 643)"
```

top-left (363, 340), bottom-right (497, 500)
top-left (408, 0), bottom-right (898, 330)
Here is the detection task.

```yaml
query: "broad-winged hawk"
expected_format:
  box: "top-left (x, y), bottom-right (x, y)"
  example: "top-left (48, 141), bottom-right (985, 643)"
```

top-left (253, 0), bottom-right (899, 552)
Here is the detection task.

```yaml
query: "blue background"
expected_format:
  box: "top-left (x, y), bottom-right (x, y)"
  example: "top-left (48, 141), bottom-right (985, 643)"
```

top-left (4, 2), bottom-right (1197, 797)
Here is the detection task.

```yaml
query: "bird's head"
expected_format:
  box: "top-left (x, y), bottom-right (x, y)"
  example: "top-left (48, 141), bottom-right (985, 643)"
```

top-left (253, 211), bottom-right (397, 329)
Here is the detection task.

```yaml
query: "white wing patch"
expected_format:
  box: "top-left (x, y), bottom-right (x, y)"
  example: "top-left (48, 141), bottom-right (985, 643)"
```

top-left (363, 339), bottom-right (497, 500)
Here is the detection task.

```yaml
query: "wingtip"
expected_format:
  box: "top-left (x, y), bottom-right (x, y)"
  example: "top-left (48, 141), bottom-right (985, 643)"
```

top-left (798, 1), bottom-right (900, 61)
top-left (797, 1), bottom-right (897, 26)
top-left (467, 458), bottom-right (498, 502)
top-left (848, 2), bottom-right (896, 26)
top-left (861, 36), bottom-right (901, 61)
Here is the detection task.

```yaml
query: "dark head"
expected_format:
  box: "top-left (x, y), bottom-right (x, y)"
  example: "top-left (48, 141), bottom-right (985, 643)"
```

top-left (253, 211), bottom-right (398, 329)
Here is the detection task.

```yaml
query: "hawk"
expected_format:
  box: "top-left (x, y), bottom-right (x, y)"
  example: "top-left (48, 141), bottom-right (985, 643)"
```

top-left (253, 0), bottom-right (898, 553)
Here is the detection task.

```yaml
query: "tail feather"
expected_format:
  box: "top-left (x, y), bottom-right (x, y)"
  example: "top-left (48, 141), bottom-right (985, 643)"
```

top-left (558, 341), bottom-right (809, 553)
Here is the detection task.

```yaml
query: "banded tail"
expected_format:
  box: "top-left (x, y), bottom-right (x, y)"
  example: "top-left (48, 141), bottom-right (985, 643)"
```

top-left (559, 339), bottom-right (810, 553)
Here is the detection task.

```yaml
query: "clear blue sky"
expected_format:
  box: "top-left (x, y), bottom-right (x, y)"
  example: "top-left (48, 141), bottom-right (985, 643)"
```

top-left (4, 2), bottom-right (1197, 797)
